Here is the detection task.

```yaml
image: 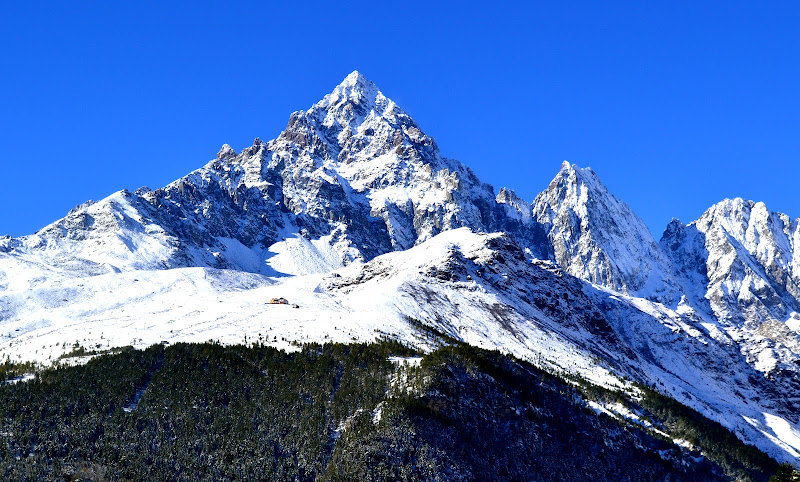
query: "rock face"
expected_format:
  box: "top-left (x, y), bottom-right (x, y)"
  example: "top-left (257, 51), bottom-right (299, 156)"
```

top-left (660, 200), bottom-right (800, 423)
top-left (262, 71), bottom-right (502, 256)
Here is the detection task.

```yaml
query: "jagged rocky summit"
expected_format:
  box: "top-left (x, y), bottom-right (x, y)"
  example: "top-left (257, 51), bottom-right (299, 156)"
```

top-left (1, 71), bottom-right (799, 465)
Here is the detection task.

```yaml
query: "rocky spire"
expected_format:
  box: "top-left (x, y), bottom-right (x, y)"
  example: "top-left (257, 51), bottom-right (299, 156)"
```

top-left (532, 162), bottom-right (680, 302)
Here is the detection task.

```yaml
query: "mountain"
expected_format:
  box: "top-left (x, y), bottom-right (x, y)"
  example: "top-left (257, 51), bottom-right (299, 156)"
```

top-left (660, 199), bottom-right (800, 428)
top-left (662, 198), bottom-right (800, 329)
top-left (142, 70), bottom-right (532, 274)
top-left (531, 161), bottom-right (680, 303)
top-left (1, 71), bottom-right (799, 467)
top-left (1, 72), bottom-right (551, 279)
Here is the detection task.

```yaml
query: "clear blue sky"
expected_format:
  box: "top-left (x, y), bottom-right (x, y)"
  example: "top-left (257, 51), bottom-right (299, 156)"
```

top-left (2, 1), bottom-right (798, 238)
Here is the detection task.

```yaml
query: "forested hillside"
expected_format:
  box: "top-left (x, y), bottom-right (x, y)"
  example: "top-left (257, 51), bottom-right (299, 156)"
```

top-left (0, 340), bottom-right (783, 481)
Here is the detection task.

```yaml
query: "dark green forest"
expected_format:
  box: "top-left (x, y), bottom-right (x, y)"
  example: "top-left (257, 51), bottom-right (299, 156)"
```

top-left (0, 339), bottom-right (790, 481)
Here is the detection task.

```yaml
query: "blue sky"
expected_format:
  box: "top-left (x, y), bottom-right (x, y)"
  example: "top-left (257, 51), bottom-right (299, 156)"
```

top-left (2, 1), bottom-right (798, 237)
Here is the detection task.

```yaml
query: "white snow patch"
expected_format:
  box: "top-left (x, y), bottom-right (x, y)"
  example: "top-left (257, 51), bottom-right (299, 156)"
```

top-left (787, 314), bottom-right (800, 333)
top-left (388, 356), bottom-right (422, 366)
top-left (755, 348), bottom-right (778, 373)
top-left (2, 374), bottom-right (35, 385)
top-left (763, 413), bottom-right (800, 458)
top-left (372, 401), bottom-right (384, 424)
top-left (265, 234), bottom-right (345, 276)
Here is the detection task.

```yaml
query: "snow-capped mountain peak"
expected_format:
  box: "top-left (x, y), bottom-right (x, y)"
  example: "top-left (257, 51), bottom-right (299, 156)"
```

top-left (216, 143), bottom-right (237, 161)
top-left (318, 70), bottom-right (379, 110)
top-left (532, 161), bottom-right (680, 302)
top-left (304, 70), bottom-right (406, 141)
top-left (272, 71), bottom-right (427, 167)
top-left (663, 197), bottom-right (800, 328)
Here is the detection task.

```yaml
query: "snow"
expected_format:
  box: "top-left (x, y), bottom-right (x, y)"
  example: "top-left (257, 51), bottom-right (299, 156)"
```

top-left (2, 209), bottom-right (799, 466)
top-left (0, 229), bottom-right (622, 393)
top-left (388, 356), bottom-right (422, 366)
top-left (2, 374), bottom-right (35, 385)
top-left (788, 314), bottom-right (800, 333)
top-left (372, 401), bottom-right (384, 424)
top-left (763, 413), bottom-right (800, 459)
top-left (586, 400), bottom-right (615, 418)
top-left (214, 238), bottom-right (265, 274)
top-left (755, 348), bottom-right (778, 373)
top-left (12, 221), bottom-right (796, 460)
top-left (266, 233), bottom-right (345, 276)
top-left (532, 161), bottom-right (681, 302)
top-left (586, 399), bottom-right (666, 437)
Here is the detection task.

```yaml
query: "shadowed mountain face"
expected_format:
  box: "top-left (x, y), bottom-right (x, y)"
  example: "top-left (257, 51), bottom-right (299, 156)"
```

top-left (1, 71), bottom-right (799, 465)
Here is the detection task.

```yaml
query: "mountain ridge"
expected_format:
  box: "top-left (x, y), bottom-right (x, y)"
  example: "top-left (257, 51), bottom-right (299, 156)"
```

top-left (1, 71), bottom-right (799, 465)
